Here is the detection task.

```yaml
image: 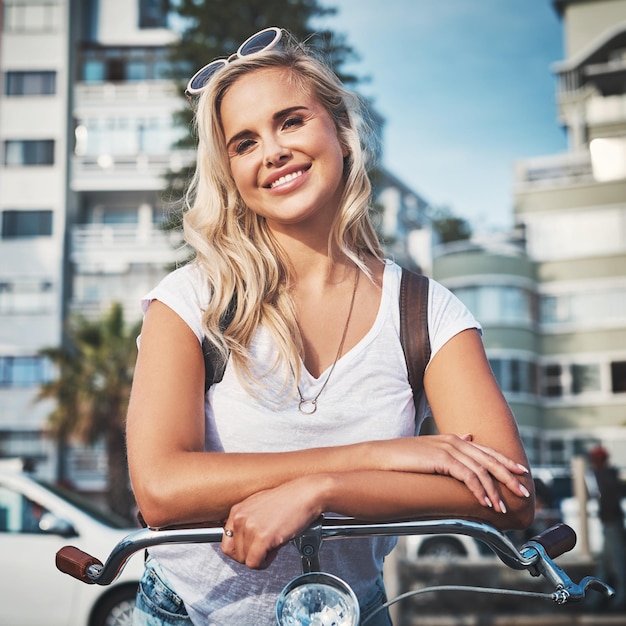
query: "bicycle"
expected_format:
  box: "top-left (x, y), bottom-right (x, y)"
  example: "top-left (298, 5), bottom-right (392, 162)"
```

top-left (56, 516), bottom-right (615, 625)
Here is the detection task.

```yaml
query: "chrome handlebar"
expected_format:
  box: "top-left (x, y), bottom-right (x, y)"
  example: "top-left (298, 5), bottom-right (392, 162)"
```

top-left (56, 516), bottom-right (614, 606)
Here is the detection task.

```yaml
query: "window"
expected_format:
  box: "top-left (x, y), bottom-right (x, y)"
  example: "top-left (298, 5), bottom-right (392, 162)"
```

top-left (2, 210), bottom-right (52, 238)
top-left (4, 140), bottom-right (54, 166)
top-left (0, 432), bottom-right (46, 465)
top-left (0, 278), bottom-right (55, 313)
top-left (612, 361), bottom-right (626, 393)
top-left (510, 359), bottom-right (522, 392)
top-left (79, 46), bottom-right (172, 83)
top-left (526, 207), bottom-right (626, 261)
top-left (541, 287), bottom-right (626, 327)
top-left (0, 356), bottom-right (53, 387)
top-left (542, 364), bottom-right (563, 397)
top-left (540, 295), bottom-right (567, 324)
top-left (4, 71), bottom-right (56, 96)
top-left (541, 362), bottom-right (603, 397)
top-left (452, 285), bottom-right (534, 326)
top-left (76, 116), bottom-right (183, 156)
top-left (0, 486), bottom-right (50, 534)
top-left (101, 207), bottom-right (138, 225)
top-left (571, 364), bottom-right (601, 394)
top-left (546, 439), bottom-right (566, 466)
top-left (3, 2), bottom-right (63, 32)
top-left (488, 357), bottom-right (537, 395)
top-left (139, 0), bottom-right (169, 29)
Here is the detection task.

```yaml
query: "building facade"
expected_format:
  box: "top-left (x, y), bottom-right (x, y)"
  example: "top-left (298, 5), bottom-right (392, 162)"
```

top-left (0, 0), bottom-right (72, 478)
top-left (434, 0), bottom-right (626, 467)
top-left (432, 234), bottom-right (545, 464)
top-left (516, 0), bottom-right (626, 465)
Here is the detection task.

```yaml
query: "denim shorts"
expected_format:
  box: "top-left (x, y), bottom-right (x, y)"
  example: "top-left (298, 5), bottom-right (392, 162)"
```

top-left (360, 574), bottom-right (393, 626)
top-left (133, 557), bottom-right (191, 625)
top-left (133, 556), bottom-right (392, 625)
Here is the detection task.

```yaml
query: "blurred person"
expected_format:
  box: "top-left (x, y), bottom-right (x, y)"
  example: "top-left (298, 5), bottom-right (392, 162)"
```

top-left (589, 445), bottom-right (626, 611)
top-left (126, 27), bottom-right (534, 625)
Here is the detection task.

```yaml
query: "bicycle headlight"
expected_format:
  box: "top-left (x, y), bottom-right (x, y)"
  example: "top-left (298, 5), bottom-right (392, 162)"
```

top-left (276, 572), bottom-right (360, 626)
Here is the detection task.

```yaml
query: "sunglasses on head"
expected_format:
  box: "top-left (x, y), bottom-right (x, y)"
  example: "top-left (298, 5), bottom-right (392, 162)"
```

top-left (185, 27), bottom-right (283, 105)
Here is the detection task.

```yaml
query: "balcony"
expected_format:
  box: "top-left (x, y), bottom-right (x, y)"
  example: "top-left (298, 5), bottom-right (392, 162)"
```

top-left (71, 151), bottom-right (194, 191)
top-left (71, 223), bottom-right (187, 272)
top-left (514, 151), bottom-right (593, 188)
top-left (587, 93), bottom-right (626, 126)
top-left (75, 81), bottom-right (180, 107)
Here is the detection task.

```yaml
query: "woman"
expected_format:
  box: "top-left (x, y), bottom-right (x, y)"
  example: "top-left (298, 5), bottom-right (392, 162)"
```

top-left (127, 27), bottom-right (534, 625)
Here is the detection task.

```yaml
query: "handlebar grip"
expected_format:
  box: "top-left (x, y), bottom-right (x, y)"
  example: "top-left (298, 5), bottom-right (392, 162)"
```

top-left (56, 546), bottom-right (103, 584)
top-left (528, 523), bottom-right (577, 559)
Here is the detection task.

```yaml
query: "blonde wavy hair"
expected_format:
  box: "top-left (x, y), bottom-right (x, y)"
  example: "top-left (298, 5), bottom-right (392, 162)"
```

top-left (183, 39), bottom-right (383, 391)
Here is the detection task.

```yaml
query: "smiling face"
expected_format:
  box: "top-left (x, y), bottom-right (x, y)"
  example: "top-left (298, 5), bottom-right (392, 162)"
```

top-left (219, 67), bottom-right (348, 236)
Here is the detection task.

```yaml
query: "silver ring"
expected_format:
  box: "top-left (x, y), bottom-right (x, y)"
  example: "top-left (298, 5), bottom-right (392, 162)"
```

top-left (224, 529), bottom-right (233, 537)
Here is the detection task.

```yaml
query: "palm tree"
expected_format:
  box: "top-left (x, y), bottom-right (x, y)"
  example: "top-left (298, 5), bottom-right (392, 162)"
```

top-left (39, 303), bottom-right (141, 521)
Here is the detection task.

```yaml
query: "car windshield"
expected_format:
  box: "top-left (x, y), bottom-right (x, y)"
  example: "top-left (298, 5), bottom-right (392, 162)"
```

top-left (40, 480), bottom-right (134, 529)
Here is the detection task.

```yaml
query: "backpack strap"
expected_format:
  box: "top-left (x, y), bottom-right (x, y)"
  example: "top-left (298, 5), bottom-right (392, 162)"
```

top-left (399, 268), bottom-right (431, 405)
top-left (202, 297), bottom-right (236, 393)
top-left (203, 268), bottom-right (432, 401)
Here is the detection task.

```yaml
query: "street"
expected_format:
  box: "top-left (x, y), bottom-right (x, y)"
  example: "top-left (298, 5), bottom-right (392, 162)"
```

top-left (390, 554), bottom-right (624, 626)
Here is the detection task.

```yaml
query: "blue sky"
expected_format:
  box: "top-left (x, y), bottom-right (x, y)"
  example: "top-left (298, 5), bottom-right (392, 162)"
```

top-left (313, 0), bottom-right (567, 231)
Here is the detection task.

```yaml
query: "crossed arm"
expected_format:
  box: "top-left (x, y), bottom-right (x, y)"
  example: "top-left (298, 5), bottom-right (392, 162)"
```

top-left (126, 300), bottom-right (535, 569)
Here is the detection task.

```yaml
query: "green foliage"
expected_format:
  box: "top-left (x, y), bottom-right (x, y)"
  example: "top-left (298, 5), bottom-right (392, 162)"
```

top-left (168, 0), bottom-right (358, 86)
top-left (38, 304), bottom-right (141, 520)
top-left (431, 206), bottom-right (472, 244)
top-left (39, 304), bottom-right (140, 443)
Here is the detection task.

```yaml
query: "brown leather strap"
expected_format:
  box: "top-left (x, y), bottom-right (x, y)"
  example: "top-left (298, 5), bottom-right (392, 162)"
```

top-left (399, 268), bottom-right (431, 405)
top-left (203, 296), bottom-right (237, 392)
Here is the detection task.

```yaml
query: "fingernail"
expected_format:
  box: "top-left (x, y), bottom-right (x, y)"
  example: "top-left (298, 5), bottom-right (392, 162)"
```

top-left (485, 496), bottom-right (493, 508)
top-left (499, 500), bottom-right (507, 514)
top-left (519, 484), bottom-right (531, 498)
top-left (517, 464), bottom-right (530, 474)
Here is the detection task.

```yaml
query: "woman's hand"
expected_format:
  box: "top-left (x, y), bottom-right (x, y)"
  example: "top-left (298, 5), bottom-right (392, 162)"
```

top-left (369, 433), bottom-right (530, 513)
top-left (221, 475), bottom-right (326, 569)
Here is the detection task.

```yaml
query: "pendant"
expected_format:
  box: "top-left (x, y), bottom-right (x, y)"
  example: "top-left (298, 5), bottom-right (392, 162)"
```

top-left (298, 398), bottom-right (318, 415)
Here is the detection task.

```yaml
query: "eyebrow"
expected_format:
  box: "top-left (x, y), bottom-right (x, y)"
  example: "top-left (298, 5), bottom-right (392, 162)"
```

top-left (225, 105), bottom-right (309, 149)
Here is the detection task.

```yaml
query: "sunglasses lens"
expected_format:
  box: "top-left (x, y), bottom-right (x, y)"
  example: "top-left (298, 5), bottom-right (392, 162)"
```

top-left (239, 28), bottom-right (281, 56)
top-left (188, 59), bottom-right (227, 92)
top-left (186, 28), bottom-right (282, 104)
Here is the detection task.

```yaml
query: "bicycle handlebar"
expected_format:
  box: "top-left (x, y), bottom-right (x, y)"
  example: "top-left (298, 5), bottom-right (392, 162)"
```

top-left (57, 517), bottom-right (580, 587)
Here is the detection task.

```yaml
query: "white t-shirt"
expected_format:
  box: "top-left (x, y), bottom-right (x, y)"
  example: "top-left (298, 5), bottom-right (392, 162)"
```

top-left (140, 260), bottom-right (480, 625)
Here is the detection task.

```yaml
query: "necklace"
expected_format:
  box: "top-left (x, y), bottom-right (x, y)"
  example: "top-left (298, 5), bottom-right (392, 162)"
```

top-left (297, 266), bottom-right (360, 415)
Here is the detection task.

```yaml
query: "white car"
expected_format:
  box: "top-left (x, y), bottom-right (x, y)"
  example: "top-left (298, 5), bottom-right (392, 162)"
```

top-left (0, 467), bottom-right (144, 626)
top-left (404, 532), bottom-right (491, 561)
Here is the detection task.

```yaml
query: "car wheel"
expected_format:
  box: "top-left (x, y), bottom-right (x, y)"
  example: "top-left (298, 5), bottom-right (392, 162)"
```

top-left (418, 537), bottom-right (467, 559)
top-left (90, 586), bottom-right (137, 626)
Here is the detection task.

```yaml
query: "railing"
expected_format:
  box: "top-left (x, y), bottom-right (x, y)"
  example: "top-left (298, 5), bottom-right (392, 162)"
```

top-left (587, 93), bottom-right (626, 125)
top-left (71, 151), bottom-right (195, 192)
top-left (72, 223), bottom-right (181, 247)
top-left (70, 224), bottom-right (187, 267)
top-left (514, 151), bottom-right (593, 187)
top-left (75, 81), bottom-right (180, 104)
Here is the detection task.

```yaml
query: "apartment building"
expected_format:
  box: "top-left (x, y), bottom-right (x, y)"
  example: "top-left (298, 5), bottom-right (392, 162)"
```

top-left (432, 234), bottom-right (544, 463)
top-left (0, 0), bottom-right (189, 487)
top-left (517, 0), bottom-right (626, 464)
top-left (0, 0), bottom-right (72, 478)
top-left (70, 0), bottom-right (190, 326)
top-left (434, 0), bottom-right (626, 467)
